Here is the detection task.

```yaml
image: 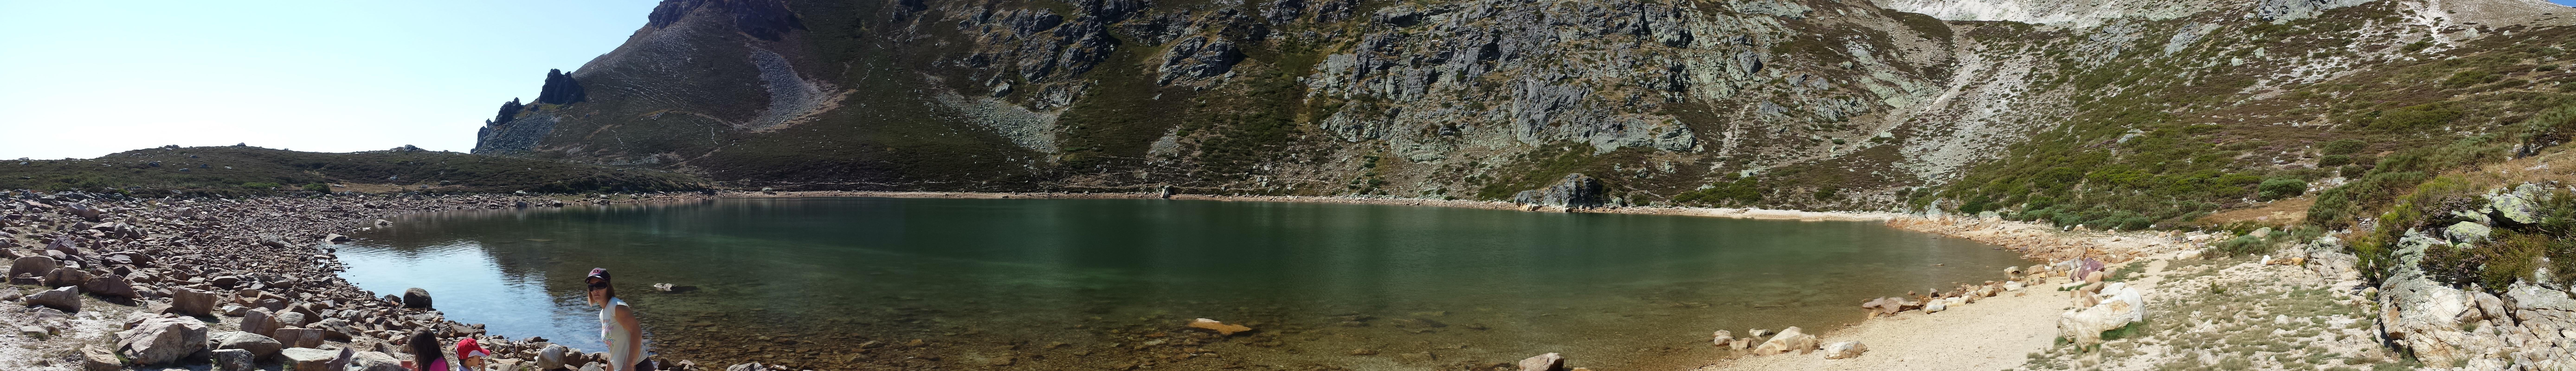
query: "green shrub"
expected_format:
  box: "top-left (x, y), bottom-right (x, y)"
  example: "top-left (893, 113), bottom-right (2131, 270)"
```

top-left (2318, 155), bottom-right (2352, 167)
top-left (2443, 70), bottom-right (2501, 88)
top-left (2364, 104), bottom-right (2463, 131)
top-left (2320, 139), bottom-right (2367, 155)
top-left (2211, 233), bottom-right (2276, 256)
top-left (2258, 178), bottom-right (2308, 201)
top-left (302, 183), bottom-right (330, 192)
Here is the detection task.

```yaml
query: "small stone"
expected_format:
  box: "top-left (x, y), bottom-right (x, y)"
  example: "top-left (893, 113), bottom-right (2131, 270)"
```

top-left (281, 347), bottom-right (343, 371)
top-left (19, 326), bottom-right (48, 339)
top-left (1349, 348), bottom-right (1378, 355)
top-left (1712, 330), bottom-right (1734, 347)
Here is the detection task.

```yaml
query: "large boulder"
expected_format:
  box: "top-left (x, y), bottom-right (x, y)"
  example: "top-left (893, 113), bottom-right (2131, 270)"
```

top-left (11, 256), bottom-right (59, 279)
top-left (117, 317), bottom-right (209, 365)
top-left (402, 288), bottom-right (433, 309)
top-left (213, 331), bottom-right (284, 361)
top-left (1823, 341), bottom-right (1868, 359)
top-left (80, 273), bottom-right (133, 298)
top-left (26, 286), bottom-right (81, 312)
top-left (271, 328), bottom-right (325, 349)
top-left (43, 267), bottom-right (87, 287)
top-left (2056, 288), bottom-right (2144, 340)
top-left (213, 348), bottom-right (256, 371)
top-left (538, 343), bottom-right (573, 370)
top-left (1516, 352), bottom-right (1565, 371)
top-left (169, 288), bottom-right (219, 316)
top-left (1752, 326), bottom-right (1816, 355)
top-left (240, 308), bottom-right (280, 337)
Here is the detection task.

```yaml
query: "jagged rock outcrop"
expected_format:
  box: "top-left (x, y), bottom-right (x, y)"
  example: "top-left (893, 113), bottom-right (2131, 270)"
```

top-left (536, 69), bottom-right (586, 105)
top-left (1513, 174), bottom-right (1606, 209)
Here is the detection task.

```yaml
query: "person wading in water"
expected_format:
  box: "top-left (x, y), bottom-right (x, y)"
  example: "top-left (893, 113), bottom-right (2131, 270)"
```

top-left (589, 268), bottom-right (649, 371)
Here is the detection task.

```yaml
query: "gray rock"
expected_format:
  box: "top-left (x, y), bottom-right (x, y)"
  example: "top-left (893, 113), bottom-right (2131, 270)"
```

top-left (271, 328), bottom-right (324, 349)
top-left (1511, 174), bottom-right (1605, 210)
top-left (11, 256), bottom-right (59, 280)
top-left (26, 286), bottom-right (80, 312)
top-left (276, 311), bottom-right (309, 327)
top-left (117, 317), bottom-right (209, 365)
top-left (726, 363), bottom-right (768, 371)
top-left (240, 308), bottom-right (279, 337)
top-left (212, 349), bottom-right (255, 371)
top-left (402, 288), bottom-right (432, 309)
top-left (354, 351), bottom-right (408, 371)
top-left (2446, 221), bottom-right (2492, 243)
top-left (213, 331), bottom-right (284, 360)
top-left (1823, 340), bottom-right (1868, 359)
top-left (281, 348), bottom-right (343, 371)
top-left (80, 345), bottom-right (121, 371)
top-left (538, 343), bottom-right (572, 370)
top-left (44, 267), bottom-right (87, 287)
top-left (1517, 352), bottom-right (1565, 371)
top-left (80, 272), bottom-right (133, 298)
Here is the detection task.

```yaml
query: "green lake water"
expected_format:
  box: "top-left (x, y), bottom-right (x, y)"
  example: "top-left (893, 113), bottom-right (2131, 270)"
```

top-left (335, 197), bottom-right (2028, 370)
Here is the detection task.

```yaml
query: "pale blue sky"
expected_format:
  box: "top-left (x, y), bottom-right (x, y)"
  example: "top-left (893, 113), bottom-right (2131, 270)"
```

top-left (0, 0), bottom-right (658, 160)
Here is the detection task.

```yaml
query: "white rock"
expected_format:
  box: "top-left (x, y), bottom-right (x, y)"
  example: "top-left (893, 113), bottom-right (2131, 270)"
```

top-left (1822, 341), bottom-right (1868, 359)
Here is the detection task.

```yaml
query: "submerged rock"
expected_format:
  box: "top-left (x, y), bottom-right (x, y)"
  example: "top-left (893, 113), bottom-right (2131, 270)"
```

top-left (1187, 318), bottom-right (1253, 336)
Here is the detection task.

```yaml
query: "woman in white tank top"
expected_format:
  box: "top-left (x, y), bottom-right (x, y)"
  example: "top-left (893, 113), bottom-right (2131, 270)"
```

top-left (587, 268), bottom-right (647, 371)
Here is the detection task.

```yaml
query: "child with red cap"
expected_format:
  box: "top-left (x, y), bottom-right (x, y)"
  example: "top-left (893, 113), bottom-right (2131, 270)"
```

top-left (455, 337), bottom-right (492, 371)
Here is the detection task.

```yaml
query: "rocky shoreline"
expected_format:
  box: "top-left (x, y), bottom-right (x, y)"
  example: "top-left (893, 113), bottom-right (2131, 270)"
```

top-left (1, 190), bottom-right (715, 371)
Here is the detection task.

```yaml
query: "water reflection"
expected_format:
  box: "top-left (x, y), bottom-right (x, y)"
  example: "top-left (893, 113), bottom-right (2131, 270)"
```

top-left (335, 198), bottom-right (2027, 369)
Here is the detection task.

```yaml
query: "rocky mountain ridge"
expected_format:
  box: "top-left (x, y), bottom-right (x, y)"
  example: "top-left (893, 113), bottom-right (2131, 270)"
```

top-left (474, 0), bottom-right (2575, 226)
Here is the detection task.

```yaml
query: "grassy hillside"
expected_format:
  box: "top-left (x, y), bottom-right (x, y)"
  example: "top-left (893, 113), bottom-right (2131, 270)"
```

top-left (0, 145), bottom-right (709, 196)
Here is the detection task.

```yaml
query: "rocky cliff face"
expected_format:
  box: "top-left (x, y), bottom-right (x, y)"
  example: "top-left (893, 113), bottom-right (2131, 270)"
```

top-left (471, 0), bottom-right (2575, 215)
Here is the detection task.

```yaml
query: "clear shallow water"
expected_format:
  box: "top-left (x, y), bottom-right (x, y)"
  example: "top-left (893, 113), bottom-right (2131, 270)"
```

top-left (336, 197), bottom-right (2028, 370)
